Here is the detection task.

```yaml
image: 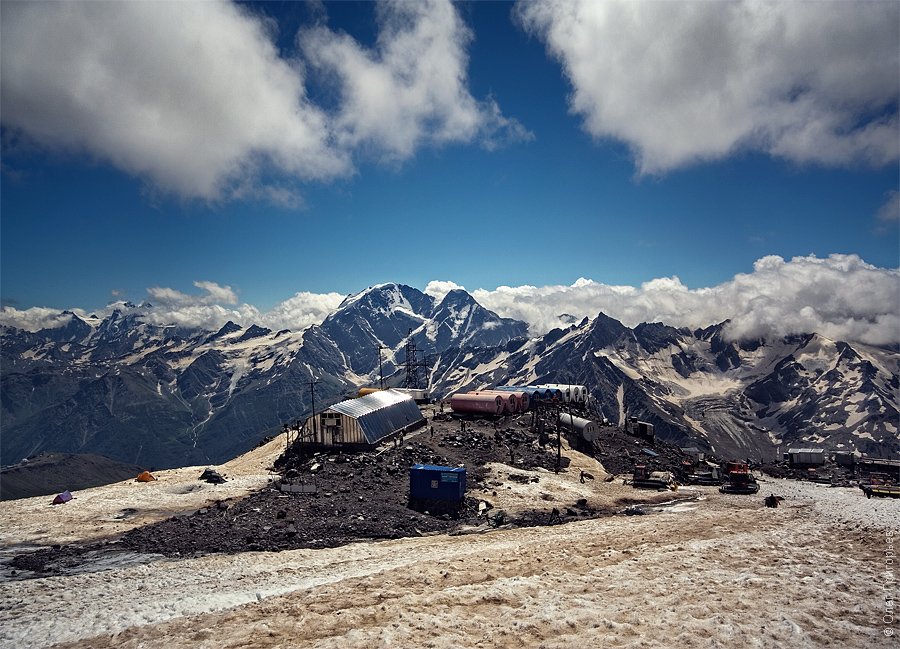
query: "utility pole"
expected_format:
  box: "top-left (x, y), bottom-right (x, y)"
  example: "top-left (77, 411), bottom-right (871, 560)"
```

top-left (308, 379), bottom-right (319, 443)
top-left (377, 345), bottom-right (386, 389)
top-left (556, 403), bottom-right (562, 473)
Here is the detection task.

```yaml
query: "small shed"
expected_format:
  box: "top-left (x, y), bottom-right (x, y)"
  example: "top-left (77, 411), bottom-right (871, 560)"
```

top-left (392, 388), bottom-right (431, 404)
top-left (307, 389), bottom-right (425, 449)
top-left (409, 464), bottom-right (466, 511)
top-left (787, 448), bottom-right (827, 466)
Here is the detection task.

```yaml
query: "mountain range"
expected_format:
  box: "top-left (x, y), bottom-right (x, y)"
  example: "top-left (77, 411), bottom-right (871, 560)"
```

top-left (2, 283), bottom-right (897, 469)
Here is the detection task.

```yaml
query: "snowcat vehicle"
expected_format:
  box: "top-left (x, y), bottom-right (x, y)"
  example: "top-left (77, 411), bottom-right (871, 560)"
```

top-left (719, 461), bottom-right (759, 494)
top-left (629, 464), bottom-right (676, 490)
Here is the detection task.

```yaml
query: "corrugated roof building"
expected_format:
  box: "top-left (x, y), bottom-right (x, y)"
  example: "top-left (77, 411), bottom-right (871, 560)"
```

top-left (787, 448), bottom-right (827, 466)
top-left (306, 389), bottom-right (426, 448)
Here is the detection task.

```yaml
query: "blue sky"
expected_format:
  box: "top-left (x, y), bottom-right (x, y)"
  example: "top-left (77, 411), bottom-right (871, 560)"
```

top-left (1, 1), bottom-right (898, 342)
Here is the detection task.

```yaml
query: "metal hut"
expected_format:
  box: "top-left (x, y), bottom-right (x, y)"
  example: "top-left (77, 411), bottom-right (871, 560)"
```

top-left (307, 389), bottom-right (425, 449)
top-left (524, 386), bottom-right (562, 401)
top-left (491, 387), bottom-right (531, 411)
top-left (539, 383), bottom-right (588, 404)
top-left (559, 413), bottom-right (599, 443)
top-left (450, 392), bottom-right (504, 415)
top-left (478, 390), bottom-right (521, 414)
top-left (787, 448), bottom-right (827, 467)
top-left (409, 464), bottom-right (467, 514)
top-left (536, 383), bottom-right (576, 403)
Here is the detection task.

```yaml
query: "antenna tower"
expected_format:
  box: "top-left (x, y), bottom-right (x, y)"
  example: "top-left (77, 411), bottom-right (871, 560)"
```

top-left (403, 329), bottom-right (428, 389)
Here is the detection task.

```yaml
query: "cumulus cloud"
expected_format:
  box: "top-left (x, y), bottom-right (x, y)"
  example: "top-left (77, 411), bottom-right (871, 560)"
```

top-left (3, 256), bottom-right (897, 346)
top-left (257, 291), bottom-right (346, 331)
top-left (0, 306), bottom-right (88, 333)
top-left (147, 281), bottom-right (238, 307)
top-left (467, 254), bottom-right (899, 346)
top-left (516, 0), bottom-right (899, 174)
top-left (424, 280), bottom-right (467, 302)
top-left (299, 0), bottom-right (532, 162)
top-left (0, 1), bottom-right (348, 202)
top-left (134, 281), bottom-right (253, 330)
top-left (0, 0), bottom-right (527, 202)
top-left (136, 286), bottom-right (346, 333)
top-left (0, 281), bottom-right (345, 334)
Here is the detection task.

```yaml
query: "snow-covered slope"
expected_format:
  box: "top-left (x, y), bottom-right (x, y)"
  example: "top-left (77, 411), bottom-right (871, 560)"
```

top-left (2, 293), bottom-right (896, 468)
top-left (0, 286), bottom-right (527, 469)
top-left (426, 316), bottom-right (899, 460)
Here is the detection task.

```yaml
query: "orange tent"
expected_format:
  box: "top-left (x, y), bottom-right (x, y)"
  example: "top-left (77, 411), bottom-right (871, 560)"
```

top-left (136, 470), bottom-right (157, 483)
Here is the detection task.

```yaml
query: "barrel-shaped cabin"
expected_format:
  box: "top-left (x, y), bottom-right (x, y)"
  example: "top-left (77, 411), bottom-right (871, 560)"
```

top-left (524, 386), bottom-right (562, 402)
top-left (490, 387), bottom-right (531, 412)
top-left (478, 390), bottom-right (521, 414)
top-left (450, 392), bottom-right (503, 415)
top-left (559, 413), bottom-right (598, 443)
top-left (537, 384), bottom-right (588, 404)
top-left (494, 385), bottom-right (531, 412)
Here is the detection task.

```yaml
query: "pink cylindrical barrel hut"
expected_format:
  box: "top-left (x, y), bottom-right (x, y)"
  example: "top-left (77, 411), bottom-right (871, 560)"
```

top-left (450, 392), bottom-right (503, 415)
top-left (501, 390), bottom-right (530, 412)
top-left (475, 390), bottom-right (516, 414)
top-left (481, 389), bottom-right (529, 413)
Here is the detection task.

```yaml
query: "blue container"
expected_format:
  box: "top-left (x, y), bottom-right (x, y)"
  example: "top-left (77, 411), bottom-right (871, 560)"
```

top-left (409, 464), bottom-right (466, 503)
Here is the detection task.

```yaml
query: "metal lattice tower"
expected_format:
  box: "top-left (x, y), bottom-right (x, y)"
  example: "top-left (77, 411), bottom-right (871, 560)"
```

top-left (403, 329), bottom-right (427, 389)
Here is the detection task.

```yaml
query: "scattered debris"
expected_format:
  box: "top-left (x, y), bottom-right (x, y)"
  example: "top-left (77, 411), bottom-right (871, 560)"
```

top-left (199, 468), bottom-right (226, 484)
top-left (627, 465), bottom-right (677, 490)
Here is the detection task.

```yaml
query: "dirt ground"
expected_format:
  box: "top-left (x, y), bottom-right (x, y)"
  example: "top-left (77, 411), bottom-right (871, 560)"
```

top-left (2, 483), bottom-right (897, 649)
top-left (7, 408), bottom-right (674, 568)
top-left (2, 406), bottom-right (896, 648)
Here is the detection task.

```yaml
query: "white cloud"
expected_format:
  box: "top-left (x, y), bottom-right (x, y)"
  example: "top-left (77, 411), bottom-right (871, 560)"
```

top-left (0, 306), bottom-right (87, 333)
top-left (0, 1), bottom-right (347, 202)
top-left (516, 0), bottom-right (899, 174)
top-left (258, 291), bottom-right (346, 331)
top-left (299, 0), bottom-right (532, 162)
top-left (192, 281), bottom-right (238, 306)
top-left (424, 280), bottom-right (467, 302)
top-left (138, 282), bottom-right (253, 330)
top-left (3, 256), bottom-right (897, 346)
top-left (128, 284), bottom-right (343, 333)
top-left (468, 254), bottom-right (899, 346)
top-left (877, 190), bottom-right (900, 223)
top-left (146, 281), bottom-right (238, 307)
top-left (0, 0), bottom-right (527, 202)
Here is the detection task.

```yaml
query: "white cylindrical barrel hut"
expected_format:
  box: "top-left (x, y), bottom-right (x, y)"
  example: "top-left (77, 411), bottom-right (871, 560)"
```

top-left (559, 413), bottom-right (598, 443)
top-left (538, 384), bottom-right (572, 403)
top-left (450, 392), bottom-right (503, 415)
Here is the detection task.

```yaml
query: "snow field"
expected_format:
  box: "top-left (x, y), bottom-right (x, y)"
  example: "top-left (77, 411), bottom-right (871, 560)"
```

top-left (1, 481), bottom-right (895, 649)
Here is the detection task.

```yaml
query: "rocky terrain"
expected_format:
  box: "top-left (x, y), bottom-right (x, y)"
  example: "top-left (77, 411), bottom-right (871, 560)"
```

top-left (0, 409), bottom-right (896, 649)
top-left (9, 406), bottom-right (690, 572)
top-left (0, 453), bottom-right (144, 501)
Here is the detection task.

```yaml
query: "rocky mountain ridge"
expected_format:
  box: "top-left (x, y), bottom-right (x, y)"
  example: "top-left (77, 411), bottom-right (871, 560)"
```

top-left (2, 283), bottom-right (896, 469)
top-left (0, 284), bottom-right (526, 468)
